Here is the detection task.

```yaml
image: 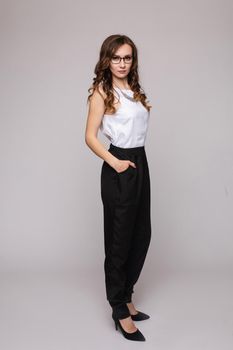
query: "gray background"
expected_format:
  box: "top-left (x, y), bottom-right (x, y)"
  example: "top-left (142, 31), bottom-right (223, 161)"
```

top-left (1, 0), bottom-right (233, 349)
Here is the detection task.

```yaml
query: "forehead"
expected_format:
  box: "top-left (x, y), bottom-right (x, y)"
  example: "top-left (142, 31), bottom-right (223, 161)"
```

top-left (114, 44), bottom-right (132, 55)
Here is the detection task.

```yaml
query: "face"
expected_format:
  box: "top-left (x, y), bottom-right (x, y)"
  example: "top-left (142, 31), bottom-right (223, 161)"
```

top-left (109, 43), bottom-right (133, 81)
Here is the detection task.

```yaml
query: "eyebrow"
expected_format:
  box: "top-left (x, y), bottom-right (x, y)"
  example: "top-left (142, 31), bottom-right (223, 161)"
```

top-left (112, 54), bottom-right (132, 57)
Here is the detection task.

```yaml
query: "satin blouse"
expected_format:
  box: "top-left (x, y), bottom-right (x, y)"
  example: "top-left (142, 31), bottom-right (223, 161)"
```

top-left (100, 87), bottom-right (150, 148)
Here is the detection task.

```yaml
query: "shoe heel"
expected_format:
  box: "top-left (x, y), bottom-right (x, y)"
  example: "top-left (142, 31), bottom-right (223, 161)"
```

top-left (113, 318), bottom-right (146, 341)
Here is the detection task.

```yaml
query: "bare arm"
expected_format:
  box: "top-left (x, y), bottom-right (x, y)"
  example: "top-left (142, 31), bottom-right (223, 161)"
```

top-left (85, 87), bottom-right (136, 172)
top-left (85, 88), bottom-right (119, 168)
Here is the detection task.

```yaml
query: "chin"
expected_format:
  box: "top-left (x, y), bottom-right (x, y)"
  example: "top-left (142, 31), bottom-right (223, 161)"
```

top-left (117, 73), bottom-right (128, 78)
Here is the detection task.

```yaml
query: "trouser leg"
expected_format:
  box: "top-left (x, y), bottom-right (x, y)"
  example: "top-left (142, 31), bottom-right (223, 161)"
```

top-left (101, 144), bottom-right (151, 320)
top-left (124, 154), bottom-right (151, 302)
top-left (103, 202), bottom-right (138, 319)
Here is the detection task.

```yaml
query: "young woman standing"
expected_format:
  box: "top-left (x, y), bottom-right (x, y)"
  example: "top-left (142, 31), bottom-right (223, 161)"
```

top-left (85, 34), bottom-right (152, 341)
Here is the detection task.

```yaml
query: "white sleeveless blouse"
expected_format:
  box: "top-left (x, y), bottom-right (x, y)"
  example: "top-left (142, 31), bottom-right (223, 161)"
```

top-left (100, 87), bottom-right (150, 148)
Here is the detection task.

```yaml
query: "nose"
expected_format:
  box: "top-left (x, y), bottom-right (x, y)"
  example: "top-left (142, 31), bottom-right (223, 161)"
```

top-left (120, 59), bottom-right (126, 68)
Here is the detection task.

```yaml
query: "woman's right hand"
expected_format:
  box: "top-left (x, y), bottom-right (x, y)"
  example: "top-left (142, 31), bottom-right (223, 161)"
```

top-left (113, 159), bottom-right (136, 173)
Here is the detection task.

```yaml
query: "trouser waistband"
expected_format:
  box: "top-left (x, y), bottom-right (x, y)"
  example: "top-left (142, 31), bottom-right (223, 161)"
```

top-left (109, 143), bottom-right (145, 156)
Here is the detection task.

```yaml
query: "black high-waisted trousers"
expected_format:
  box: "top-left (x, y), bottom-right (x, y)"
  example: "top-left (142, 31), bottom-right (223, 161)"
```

top-left (100, 143), bottom-right (151, 320)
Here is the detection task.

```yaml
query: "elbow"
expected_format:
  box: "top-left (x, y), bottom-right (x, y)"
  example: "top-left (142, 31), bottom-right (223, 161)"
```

top-left (85, 133), bottom-right (90, 147)
top-left (85, 133), bottom-right (95, 148)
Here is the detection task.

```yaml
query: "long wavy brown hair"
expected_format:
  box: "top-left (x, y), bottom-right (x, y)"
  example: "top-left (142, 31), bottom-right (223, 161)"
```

top-left (87, 34), bottom-right (152, 114)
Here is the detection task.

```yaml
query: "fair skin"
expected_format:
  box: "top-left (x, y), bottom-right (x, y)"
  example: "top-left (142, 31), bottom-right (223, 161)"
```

top-left (85, 43), bottom-right (136, 174)
top-left (85, 44), bottom-right (139, 332)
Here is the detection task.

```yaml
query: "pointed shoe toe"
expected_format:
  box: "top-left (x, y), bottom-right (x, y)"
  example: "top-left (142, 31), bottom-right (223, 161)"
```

top-left (130, 311), bottom-right (150, 321)
top-left (114, 319), bottom-right (146, 341)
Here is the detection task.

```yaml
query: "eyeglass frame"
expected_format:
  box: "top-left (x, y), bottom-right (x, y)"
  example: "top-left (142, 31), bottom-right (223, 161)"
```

top-left (110, 55), bottom-right (133, 64)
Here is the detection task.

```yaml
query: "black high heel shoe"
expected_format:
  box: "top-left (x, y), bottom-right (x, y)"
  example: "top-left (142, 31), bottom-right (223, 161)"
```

top-left (130, 310), bottom-right (150, 321)
top-left (113, 316), bottom-right (146, 341)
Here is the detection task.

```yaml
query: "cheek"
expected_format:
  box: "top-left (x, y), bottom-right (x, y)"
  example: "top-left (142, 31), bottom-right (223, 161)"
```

top-left (124, 64), bottom-right (132, 73)
top-left (127, 63), bottom-right (133, 71)
top-left (109, 64), bottom-right (118, 74)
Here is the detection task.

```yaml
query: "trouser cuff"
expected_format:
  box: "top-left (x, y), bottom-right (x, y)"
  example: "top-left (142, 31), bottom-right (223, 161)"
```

top-left (111, 303), bottom-right (130, 320)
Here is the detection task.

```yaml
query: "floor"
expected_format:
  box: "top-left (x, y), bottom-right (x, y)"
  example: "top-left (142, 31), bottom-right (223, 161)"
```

top-left (0, 269), bottom-right (232, 350)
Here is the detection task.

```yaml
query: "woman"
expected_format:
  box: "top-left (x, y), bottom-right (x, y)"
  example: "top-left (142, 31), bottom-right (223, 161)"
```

top-left (85, 34), bottom-right (152, 341)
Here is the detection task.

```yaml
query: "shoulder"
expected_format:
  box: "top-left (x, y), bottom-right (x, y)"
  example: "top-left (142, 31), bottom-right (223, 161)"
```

top-left (96, 82), bottom-right (107, 99)
top-left (88, 83), bottom-right (106, 104)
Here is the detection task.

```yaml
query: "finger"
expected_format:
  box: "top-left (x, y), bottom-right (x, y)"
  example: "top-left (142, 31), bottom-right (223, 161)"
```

top-left (129, 161), bottom-right (136, 168)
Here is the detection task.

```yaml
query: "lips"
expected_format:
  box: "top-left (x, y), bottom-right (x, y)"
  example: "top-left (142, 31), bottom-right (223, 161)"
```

top-left (118, 70), bottom-right (126, 73)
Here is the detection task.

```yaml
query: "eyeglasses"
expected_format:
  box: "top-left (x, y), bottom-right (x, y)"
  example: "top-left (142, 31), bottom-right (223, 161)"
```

top-left (110, 55), bottom-right (133, 64)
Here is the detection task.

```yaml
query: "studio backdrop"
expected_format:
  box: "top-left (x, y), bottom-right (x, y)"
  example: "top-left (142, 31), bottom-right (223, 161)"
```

top-left (0, 0), bottom-right (232, 278)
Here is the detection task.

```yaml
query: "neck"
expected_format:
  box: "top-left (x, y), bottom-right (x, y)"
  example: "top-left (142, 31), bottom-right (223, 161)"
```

top-left (112, 78), bottom-right (130, 90)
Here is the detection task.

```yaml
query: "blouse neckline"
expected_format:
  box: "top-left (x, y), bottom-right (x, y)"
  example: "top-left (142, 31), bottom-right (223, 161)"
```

top-left (114, 86), bottom-right (132, 92)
